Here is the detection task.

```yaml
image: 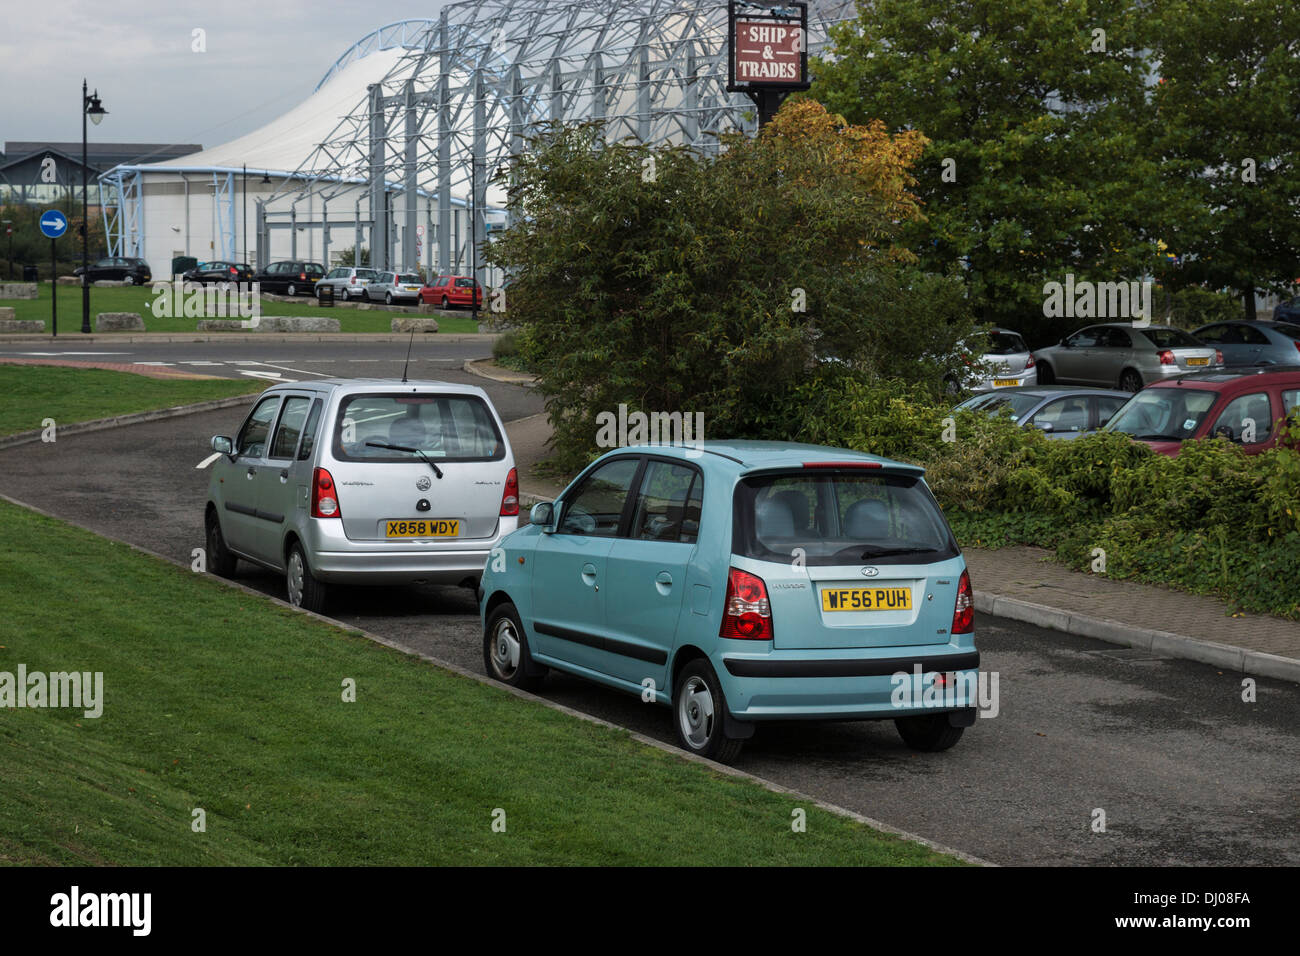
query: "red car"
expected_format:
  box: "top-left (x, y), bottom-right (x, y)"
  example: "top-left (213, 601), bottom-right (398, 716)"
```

top-left (1104, 367), bottom-right (1300, 455)
top-left (420, 275), bottom-right (482, 310)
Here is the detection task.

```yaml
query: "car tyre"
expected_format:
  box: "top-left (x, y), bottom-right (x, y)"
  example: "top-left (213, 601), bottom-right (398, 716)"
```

top-left (286, 541), bottom-right (328, 613)
top-left (385, 291), bottom-right (394, 305)
top-left (1119, 368), bottom-right (1143, 393)
top-left (123, 275), bottom-right (136, 286)
top-left (483, 602), bottom-right (546, 689)
top-left (673, 658), bottom-right (744, 764)
top-left (441, 295), bottom-right (450, 310)
top-left (286, 282), bottom-right (297, 297)
top-left (1036, 361), bottom-right (1055, 385)
top-left (205, 509), bottom-right (238, 578)
top-left (895, 713), bottom-right (964, 752)
top-left (943, 375), bottom-right (961, 397)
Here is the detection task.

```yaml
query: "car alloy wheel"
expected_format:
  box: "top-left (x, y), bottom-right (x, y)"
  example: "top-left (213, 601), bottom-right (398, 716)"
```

top-left (385, 292), bottom-right (393, 305)
top-left (677, 675), bottom-right (715, 750)
top-left (1119, 369), bottom-right (1143, 393)
top-left (442, 296), bottom-right (449, 309)
top-left (123, 275), bottom-right (135, 286)
top-left (483, 602), bottom-right (545, 689)
top-left (286, 283), bottom-right (297, 297)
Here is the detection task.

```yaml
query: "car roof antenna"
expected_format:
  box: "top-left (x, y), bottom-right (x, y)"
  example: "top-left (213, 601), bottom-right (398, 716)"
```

top-left (401, 329), bottom-right (415, 384)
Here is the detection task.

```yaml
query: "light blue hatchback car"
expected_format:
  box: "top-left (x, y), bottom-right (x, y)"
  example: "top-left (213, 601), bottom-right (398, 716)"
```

top-left (479, 441), bottom-right (979, 763)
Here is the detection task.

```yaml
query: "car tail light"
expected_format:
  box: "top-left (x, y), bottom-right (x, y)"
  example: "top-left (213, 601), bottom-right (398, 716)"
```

top-left (721, 568), bottom-right (772, 641)
top-left (1158, 350), bottom-right (1176, 365)
top-left (952, 570), bottom-right (974, 634)
top-left (1025, 354), bottom-right (1036, 369)
top-left (1294, 340), bottom-right (1300, 356)
top-left (299, 272), bottom-right (307, 280)
top-left (350, 276), bottom-right (356, 284)
top-left (229, 266), bottom-right (237, 275)
top-left (500, 467), bottom-right (519, 516)
top-left (311, 467), bottom-right (341, 518)
top-left (1215, 349), bottom-right (1224, 365)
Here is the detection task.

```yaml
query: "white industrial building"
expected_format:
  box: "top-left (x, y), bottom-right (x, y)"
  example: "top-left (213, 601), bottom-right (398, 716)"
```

top-left (98, 2), bottom-right (855, 281)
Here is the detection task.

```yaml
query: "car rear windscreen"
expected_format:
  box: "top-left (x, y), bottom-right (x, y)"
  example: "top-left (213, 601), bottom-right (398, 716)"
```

top-left (956, 392), bottom-right (1042, 417)
top-left (984, 332), bottom-right (1028, 354)
top-left (398, 274), bottom-right (423, 284)
top-left (333, 393), bottom-right (505, 462)
top-left (733, 471), bottom-right (958, 566)
top-left (1144, 328), bottom-right (1204, 349)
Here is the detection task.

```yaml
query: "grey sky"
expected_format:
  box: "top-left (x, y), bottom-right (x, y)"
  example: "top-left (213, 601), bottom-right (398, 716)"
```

top-left (0, 0), bottom-right (445, 151)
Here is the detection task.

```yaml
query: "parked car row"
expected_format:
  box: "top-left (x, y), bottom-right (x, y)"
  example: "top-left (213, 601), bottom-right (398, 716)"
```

top-left (206, 381), bottom-right (979, 764)
top-left (955, 366), bottom-right (1300, 456)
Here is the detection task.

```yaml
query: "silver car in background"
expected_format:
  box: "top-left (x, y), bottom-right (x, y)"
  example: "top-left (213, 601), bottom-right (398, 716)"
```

top-left (953, 386), bottom-right (1131, 439)
top-left (204, 379), bottom-right (519, 612)
top-left (1034, 323), bottom-right (1223, 392)
top-left (366, 271), bottom-right (426, 305)
top-left (945, 327), bottom-right (1037, 394)
top-left (315, 266), bottom-right (377, 301)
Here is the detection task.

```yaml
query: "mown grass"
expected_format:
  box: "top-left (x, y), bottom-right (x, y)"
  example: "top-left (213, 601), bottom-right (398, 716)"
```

top-left (1, 285), bottom-right (480, 334)
top-left (0, 366), bottom-right (261, 437)
top-left (0, 500), bottom-right (964, 866)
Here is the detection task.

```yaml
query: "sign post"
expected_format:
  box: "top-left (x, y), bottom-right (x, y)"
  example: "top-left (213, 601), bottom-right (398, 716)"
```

top-left (727, 1), bottom-right (810, 128)
top-left (39, 210), bottom-right (69, 337)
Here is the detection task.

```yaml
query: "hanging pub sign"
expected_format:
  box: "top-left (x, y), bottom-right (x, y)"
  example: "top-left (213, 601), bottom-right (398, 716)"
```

top-left (727, 1), bottom-right (810, 125)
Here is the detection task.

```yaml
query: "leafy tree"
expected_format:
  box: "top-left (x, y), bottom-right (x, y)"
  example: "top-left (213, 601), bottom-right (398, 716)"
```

top-left (485, 102), bottom-right (975, 471)
top-left (811, 0), bottom-right (1166, 346)
top-left (336, 245), bottom-right (370, 267)
top-left (1148, 0), bottom-right (1300, 318)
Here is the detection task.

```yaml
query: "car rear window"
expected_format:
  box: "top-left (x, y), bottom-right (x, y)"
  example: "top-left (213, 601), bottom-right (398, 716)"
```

top-left (982, 331), bottom-right (1028, 354)
top-left (732, 472), bottom-right (958, 566)
top-left (398, 274), bottom-right (422, 284)
top-left (1143, 328), bottom-right (1204, 349)
top-left (1274, 323), bottom-right (1300, 340)
top-left (333, 393), bottom-right (505, 462)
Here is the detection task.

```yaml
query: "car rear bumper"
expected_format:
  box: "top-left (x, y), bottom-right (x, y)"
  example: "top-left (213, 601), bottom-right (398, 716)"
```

top-left (714, 642), bottom-right (980, 720)
top-left (302, 516), bottom-right (516, 585)
top-left (974, 370), bottom-right (1037, 390)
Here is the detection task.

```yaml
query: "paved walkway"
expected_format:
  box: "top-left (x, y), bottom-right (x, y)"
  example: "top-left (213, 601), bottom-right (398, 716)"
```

top-left (500, 405), bottom-right (1300, 680)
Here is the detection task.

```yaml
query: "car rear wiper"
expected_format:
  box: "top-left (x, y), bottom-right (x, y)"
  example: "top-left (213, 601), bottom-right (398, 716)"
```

top-left (858, 546), bottom-right (942, 559)
top-left (365, 441), bottom-right (443, 479)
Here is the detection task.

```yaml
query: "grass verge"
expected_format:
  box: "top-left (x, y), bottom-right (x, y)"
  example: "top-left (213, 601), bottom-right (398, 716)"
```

top-left (1, 286), bottom-right (480, 334)
top-left (0, 366), bottom-right (261, 438)
top-left (0, 499), bottom-right (963, 866)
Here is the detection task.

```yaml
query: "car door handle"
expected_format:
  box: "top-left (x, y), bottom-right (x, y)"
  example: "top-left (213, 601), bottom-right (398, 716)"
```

top-left (246, 467), bottom-right (257, 478)
top-left (655, 571), bottom-right (673, 595)
top-left (279, 469), bottom-right (289, 482)
top-left (581, 562), bottom-right (597, 588)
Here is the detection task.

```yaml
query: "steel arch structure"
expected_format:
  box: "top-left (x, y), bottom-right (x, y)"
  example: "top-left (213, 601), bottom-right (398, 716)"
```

top-left (264, 0), bottom-right (857, 278)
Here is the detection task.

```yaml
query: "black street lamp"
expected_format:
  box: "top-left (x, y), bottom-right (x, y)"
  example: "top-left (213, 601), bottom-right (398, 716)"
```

top-left (81, 80), bottom-right (106, 334)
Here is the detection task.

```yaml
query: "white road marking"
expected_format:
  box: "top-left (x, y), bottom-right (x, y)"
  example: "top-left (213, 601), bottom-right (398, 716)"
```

top-left (196, 453), bottom-right (222, 469)
top-left (13, 351), bottom-right (131, 356)
top-left (181, 361), bottom-right (223, 366)
top-left (244, 360), bottom-right (330, 377)
top-left (239, 370), bottom-right (298, 383)
top-left (134, 361), bottom-right (174, 366)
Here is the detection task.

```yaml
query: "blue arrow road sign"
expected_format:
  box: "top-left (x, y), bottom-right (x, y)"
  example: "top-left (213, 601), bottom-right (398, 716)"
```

top-left (39, 210), bottom-right (69, 239)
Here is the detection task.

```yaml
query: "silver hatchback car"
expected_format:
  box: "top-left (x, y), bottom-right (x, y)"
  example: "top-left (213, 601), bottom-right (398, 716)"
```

top-left (204, 379), bottom-right (518, 611)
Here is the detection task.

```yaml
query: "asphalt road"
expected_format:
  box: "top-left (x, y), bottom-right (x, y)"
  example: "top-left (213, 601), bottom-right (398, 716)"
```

top-left (1, 405), bottom-right (1297, 866)
top-left (0, 338), bottom-right (495, 385)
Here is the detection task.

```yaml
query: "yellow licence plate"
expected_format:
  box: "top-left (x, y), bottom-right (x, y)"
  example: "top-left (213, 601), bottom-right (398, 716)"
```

top-left (821, 587), bottom-right (913, 612)
top-left (993, 379), bottom-right (1018, 387)
top-left (1186, 357), bottom-right (1209, 366)
top-left (385, 519), bottom-right (459, 538)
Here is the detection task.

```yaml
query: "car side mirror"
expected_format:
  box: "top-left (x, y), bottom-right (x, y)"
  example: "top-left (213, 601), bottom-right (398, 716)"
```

top-left (1213, 425), bottom-right (1236, 442)
top-left (1059, 339), bottom-right (1069, 348)
top-left (1034, 421), bottom-right (1054, 433)
top-left (1098, 416), bottom-right (1113, 428)
top-left (211, 435), bottom-right (233, 455)
top-left (530, 501), bottom-right (554, 530)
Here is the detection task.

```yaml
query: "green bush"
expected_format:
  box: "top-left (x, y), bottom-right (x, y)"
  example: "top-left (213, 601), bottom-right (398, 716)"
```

top-left (1164, 286), bottom-right (1242, 328)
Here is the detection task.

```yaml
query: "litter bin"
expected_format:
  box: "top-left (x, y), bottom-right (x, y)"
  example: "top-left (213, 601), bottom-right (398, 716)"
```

top-left (317, 284), bottom-right (335, 307)
top-left (22, 265), bottom-right (38, 282)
